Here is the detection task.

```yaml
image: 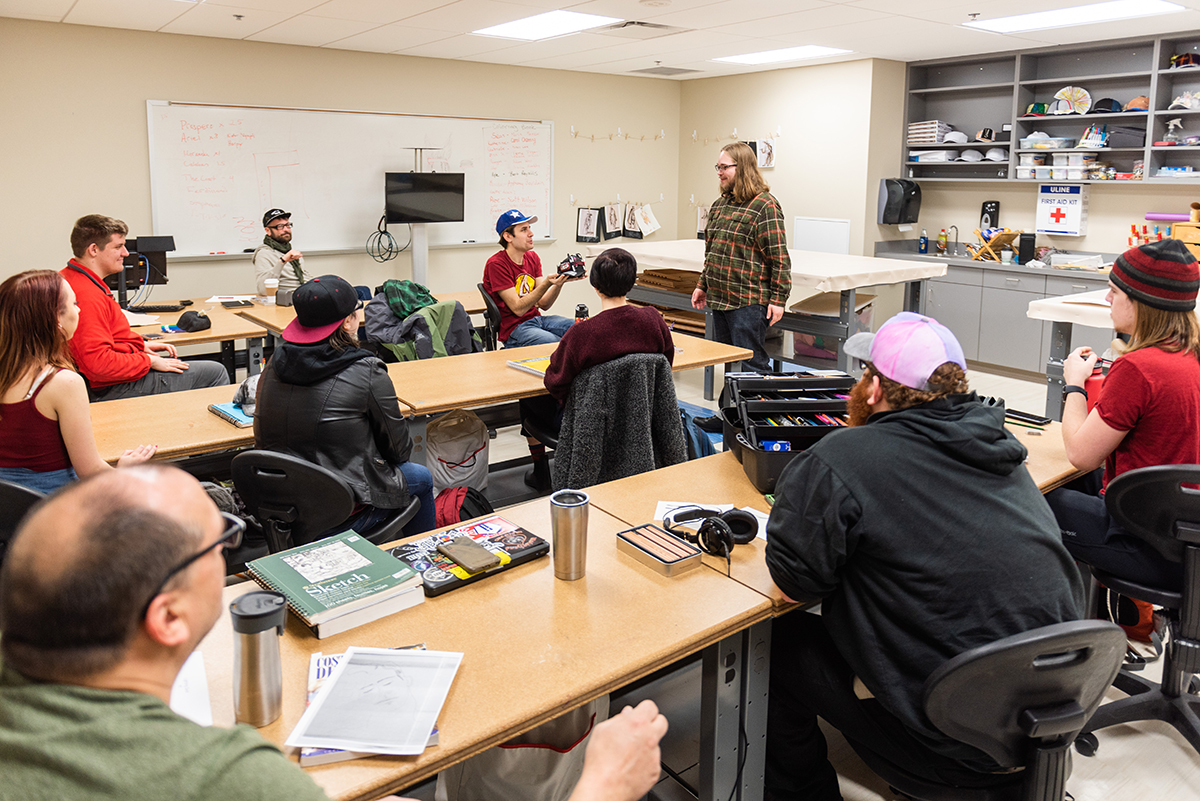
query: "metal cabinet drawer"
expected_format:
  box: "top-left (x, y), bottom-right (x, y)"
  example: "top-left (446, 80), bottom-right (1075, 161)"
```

top-left (936, 265), bottom-right (984, 287)
top-left (1045, 274), bottom-right (1108, 297)
top-left (982, 271), bottom-right (1046, 293)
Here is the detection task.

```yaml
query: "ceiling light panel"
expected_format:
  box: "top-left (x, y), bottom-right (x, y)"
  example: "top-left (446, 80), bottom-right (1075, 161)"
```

top-left (712, 44), bottom-right (851, 65)
top-left (473, 10), bottom-right (623, 40)
top-left (963, 0), bottom-right (1184, 33)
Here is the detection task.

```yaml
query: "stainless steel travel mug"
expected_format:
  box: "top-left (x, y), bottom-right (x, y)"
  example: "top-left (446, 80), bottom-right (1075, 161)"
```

top-left (230, 590), bottom-right (286, 727)
top-left (550, 489), bottom-right (589, 581)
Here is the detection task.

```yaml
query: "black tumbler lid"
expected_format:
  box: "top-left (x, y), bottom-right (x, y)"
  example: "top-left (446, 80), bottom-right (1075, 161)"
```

top-left (230, 591), bottom-right (286, 634)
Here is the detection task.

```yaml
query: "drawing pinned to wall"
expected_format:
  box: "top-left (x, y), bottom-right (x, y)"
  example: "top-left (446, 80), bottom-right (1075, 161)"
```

top-left (756, 138), bottom-right (776, 168)
top-left (576, 207), bottom-right (601, 243)
top-left (634, 204), bottom-right (661, 236)
top-left (623, 203), bottom-right (644, 239)
top-left (603, 203), bottom-right (623, 240)
top-left (696, 205), bottom-right (709, 239)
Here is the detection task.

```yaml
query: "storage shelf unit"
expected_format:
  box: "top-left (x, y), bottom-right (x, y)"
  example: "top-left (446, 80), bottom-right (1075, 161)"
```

top-left (904, 32), bottom-right (1200, 184)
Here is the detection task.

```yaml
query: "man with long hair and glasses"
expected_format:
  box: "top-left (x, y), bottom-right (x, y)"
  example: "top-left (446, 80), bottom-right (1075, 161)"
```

top-left (0, 466), bottom-right (669, 801)
top-left (692, 141), bottom-right (792, 374)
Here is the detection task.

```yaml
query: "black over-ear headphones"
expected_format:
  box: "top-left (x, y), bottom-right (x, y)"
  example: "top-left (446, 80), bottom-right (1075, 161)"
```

top-left (663, 507), bottom-right (759, 557)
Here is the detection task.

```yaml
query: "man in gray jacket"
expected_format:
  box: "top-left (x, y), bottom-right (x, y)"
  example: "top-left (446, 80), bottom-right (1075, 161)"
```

top-left (254, 208), bottom-right (311, 296)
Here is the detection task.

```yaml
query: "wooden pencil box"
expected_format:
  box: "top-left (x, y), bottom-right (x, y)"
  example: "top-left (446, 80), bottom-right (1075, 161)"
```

top-left (616, 524), bottom-right (702, 576)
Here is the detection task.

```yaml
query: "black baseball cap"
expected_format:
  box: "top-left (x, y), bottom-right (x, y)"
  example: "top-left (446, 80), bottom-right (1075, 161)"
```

top-left (282, 275), bottom-right (359, 343)
top-left (262, 208), bottom-right (291, 227)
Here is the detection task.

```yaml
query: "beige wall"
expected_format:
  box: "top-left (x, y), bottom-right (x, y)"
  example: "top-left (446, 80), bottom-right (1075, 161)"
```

top-left (0, 18), bottom-right (680, 314)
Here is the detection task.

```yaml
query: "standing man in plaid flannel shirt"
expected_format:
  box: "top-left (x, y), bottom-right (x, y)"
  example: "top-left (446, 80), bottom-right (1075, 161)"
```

top-left (691, 141), bottom-right (792, 373)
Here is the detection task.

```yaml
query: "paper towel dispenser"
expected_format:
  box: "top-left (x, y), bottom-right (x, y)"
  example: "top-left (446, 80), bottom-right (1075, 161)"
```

top-left (877, 179), bottom-right (922, 225)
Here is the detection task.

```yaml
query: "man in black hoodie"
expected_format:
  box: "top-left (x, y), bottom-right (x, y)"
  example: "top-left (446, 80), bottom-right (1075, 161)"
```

top-left (763, 313), bottom-right (1084, 801)
top-left (254, 275), bottom-right (436, 538)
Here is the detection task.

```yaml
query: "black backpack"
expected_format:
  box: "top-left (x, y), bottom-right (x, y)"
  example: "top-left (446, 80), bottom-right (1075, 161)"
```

top-left (435, 486), bottom-right (495, 527)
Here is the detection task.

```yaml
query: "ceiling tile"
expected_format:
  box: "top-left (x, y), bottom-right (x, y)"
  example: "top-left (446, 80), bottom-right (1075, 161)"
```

top-left (0, 0), bottom-right (74, 21)
top-left (246, 13), bottom-right (378, 46)
top-left (322, 22), bottom-right (452, 52)
top-left (565, 0), bottom-right (728, 22)
top-left (305, 0), bottom-right (447, 24)
top-left (473, 31), bottom-right (615, 62)
top-left (723, 4), bottom-right (888, 38)
top-left (204, 0), bottom-right (325, 12)
top-left (397, 0), bottom-right (550, 33)
top-left (396, 32), bottom-right (521, 58)
top-left (651, 0), bottom-right (831, 30)
top-left (63, 0), bottom-right (195, 31)
top-left (159, 3), bottom-right (288, 37)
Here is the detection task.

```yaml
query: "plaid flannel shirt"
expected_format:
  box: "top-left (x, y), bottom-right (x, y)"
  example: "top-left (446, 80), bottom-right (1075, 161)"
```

top-left (701, 190), bottom-right (792, 310)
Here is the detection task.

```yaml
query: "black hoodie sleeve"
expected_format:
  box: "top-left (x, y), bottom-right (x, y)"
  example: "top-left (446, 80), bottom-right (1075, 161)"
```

top-left (765, 449), bottom-right (863, 603)
top-left (365, 360), bottom-right (413, 465)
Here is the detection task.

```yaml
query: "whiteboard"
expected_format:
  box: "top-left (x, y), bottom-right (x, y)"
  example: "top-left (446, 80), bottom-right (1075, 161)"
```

top-left (146, 101), bottom-right (554, 257)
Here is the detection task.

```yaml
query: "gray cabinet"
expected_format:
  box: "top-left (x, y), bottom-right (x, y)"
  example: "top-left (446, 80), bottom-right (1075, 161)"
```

top-left (980, 272), bottom-right (1047, 372)
top-left (926, 277), bottom-right (982, 360)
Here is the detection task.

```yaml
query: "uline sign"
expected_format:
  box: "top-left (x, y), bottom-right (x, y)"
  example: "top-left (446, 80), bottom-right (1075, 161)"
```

top-left (1036, 184), bottom-right (1088, 237)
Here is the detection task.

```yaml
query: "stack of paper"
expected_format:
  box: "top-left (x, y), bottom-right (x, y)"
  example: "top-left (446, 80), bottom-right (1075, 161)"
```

top-left (907, 120), bottom-right (953, 144)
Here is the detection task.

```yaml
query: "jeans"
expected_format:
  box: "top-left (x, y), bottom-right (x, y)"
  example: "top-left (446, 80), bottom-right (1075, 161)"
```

top-left (766, 611), bottom-right (1011, 801)
top-left (89, 360), bottom-right (230, 401)
top-left (1046, 469), bottom-right (1183, 590)
top-left (712, 305), bottom-right (770, 372)
top-left (348, 461), bottom-right (437, 538)
top-left (504, 315), bottom-right (573, 348)
top-left (0, 466), bottom-right (77, 495)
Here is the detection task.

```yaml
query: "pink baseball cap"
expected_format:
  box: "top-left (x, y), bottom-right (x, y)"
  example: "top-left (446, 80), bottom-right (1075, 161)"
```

top-left (843, 312), bottom-right (966, 390)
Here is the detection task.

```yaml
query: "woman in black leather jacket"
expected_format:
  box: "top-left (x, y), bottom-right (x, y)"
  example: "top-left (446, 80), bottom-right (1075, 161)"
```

top-left (254, 275), bottom-right (436, 536)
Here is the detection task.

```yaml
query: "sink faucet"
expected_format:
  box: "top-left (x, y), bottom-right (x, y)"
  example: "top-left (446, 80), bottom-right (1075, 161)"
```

top-left (948, 225), bottom-right (959, 257)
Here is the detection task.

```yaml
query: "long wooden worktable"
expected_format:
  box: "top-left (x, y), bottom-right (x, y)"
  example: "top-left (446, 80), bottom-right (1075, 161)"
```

top-left (584, 421), bottom-right (1079, 611)
top-left (128, 299), bottom-right (269, 377)
top-left (237, 289), bottom-right (485, 337)
top-left (389, 336), bottom-right (751, 416)
top-left (95, 336), bottom-right (751, 464)
top-left (199, 500), bottom-right (772, 801)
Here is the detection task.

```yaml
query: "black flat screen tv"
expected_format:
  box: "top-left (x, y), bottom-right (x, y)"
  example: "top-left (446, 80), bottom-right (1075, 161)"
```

top-left (385, 172), bottom-right (465, 224)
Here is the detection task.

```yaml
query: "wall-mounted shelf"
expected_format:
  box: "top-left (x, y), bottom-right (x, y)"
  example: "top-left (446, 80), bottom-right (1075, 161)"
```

top-left (904, 33), bottom-right (1200, 184)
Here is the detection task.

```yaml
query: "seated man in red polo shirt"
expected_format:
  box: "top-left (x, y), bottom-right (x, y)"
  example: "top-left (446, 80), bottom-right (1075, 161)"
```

top-left (61, 215), bottom-right (228, 401)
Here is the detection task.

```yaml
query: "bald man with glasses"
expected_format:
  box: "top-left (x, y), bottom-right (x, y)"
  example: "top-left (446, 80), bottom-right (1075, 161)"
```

top-left (0, 466), bottom-right (668, 801)
top-left (255, 208), bottom-right (312, 296)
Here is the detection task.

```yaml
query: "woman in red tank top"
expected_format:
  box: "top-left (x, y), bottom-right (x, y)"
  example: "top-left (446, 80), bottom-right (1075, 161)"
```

top-left (0, 270), bottom-right (156, 493)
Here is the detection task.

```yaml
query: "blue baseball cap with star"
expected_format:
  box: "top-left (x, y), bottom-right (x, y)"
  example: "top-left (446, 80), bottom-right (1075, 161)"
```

top-left (495, 209), bottom-right (538, 236)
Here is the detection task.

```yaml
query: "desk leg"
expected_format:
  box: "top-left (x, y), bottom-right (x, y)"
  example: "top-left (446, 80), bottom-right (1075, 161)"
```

top-left (836, 288), bottom-right (856, 374)
top-left (220, 341), bottom-right (236, 382)
top-left (247, 337), bottom-right (264, 376)
top-left (1044, 321), bottom-right (1073, 422)
top-left (700, 620), bottom-right (771, 801)
top-left (409, 415), bottom-right (428, 467)
top-left (705, 310), bottom-right (716, 401)
top-left (903, 279), bottom-right (926, 314)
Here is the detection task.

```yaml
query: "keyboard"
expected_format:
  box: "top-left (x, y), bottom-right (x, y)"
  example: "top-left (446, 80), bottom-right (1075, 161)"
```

top-left (127, 304), bottom-right (184, 313)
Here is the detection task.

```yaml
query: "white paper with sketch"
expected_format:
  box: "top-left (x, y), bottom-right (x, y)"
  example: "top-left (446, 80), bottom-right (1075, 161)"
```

top-left (286, 647), bottom-right (462, 755)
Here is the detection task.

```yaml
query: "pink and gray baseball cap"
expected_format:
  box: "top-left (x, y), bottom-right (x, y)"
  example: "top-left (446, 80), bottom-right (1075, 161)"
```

top-left (281, 275), bottom-right (359, 344)
top-left (843, 312), bottom-right (966, 390)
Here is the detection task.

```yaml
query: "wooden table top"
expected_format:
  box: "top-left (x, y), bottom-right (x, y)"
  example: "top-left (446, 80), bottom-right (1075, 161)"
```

top-left (390, 336), bottom-right (751, 416)
top-left (127, 299), bottom-right (268, 347)
top-left (198, 501), bottom-right (771, 800)
top-left (585, 423), bottom-right (1081, 611)
top-left (92, 385), bottom-right (250, 464)
top-left (237, 290), bottom-right (486, 336)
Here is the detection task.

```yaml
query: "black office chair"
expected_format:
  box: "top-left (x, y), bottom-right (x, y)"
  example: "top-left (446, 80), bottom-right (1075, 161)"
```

top-left (850, 620), bottom-right (1125, 801)
top-left (0, 480), bottom-right (45, 568)
top-left (477, 283), bottom-right (502, 351)
top-left (231, 450), bottom-right (420, 553)
top-left (1076, 464), bottom-right (1200, 755)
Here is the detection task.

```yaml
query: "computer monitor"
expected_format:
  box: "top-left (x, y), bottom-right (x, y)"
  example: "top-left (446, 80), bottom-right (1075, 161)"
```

top-left (104, 235), bottom-right (174, 293)
top-left (385, 173), bottom-right (466, 224)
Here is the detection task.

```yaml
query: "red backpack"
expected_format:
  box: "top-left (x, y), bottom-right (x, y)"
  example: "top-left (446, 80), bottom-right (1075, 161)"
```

top-left (435, 486), bottom-right (495, 527)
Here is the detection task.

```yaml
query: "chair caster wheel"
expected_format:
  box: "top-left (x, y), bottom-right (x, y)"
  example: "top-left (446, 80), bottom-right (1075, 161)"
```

top-left (1190, 675), bottom-right (1200, 695)
top-left (1074, 733), bottom-right (1099, 757)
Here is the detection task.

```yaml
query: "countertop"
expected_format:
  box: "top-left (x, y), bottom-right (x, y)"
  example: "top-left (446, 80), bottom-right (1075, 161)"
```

top-left (873, 240), bottom-right (1116, 281)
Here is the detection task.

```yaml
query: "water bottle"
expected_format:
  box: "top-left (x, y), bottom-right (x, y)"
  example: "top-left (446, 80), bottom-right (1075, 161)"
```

top-left (575, 304), bottom-right (589, 324)
top-left (231, 590), bottom-right (286, 727)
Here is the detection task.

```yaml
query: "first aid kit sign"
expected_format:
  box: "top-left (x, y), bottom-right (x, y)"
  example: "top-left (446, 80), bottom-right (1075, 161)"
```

top-left (1036, 184), bottom-right (1088, 237)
